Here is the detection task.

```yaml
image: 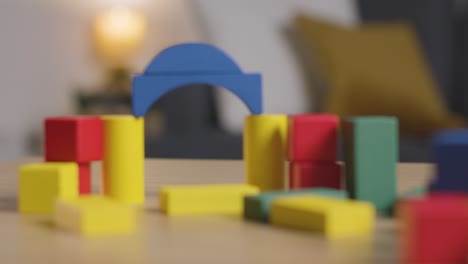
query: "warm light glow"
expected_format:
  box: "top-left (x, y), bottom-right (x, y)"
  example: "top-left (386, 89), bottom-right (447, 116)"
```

top-left (93, 7), bottom-right (147, 66)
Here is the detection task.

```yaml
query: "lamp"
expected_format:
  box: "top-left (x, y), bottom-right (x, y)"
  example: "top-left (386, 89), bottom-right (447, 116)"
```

top-left (93, 7), bottom-right (147, 92)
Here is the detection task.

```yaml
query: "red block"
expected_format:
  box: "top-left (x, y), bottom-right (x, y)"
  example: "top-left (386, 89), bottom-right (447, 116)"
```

top-left (45, 116), bottom-right (103, 162)
top-left (78, 163), bottom-right (91, 195)
top-left (398, 195), bottom-right (468, 264)
top-left (289, 161), bottom-right (341, 190)
top-left (287, 114), bottom-right (338, 161)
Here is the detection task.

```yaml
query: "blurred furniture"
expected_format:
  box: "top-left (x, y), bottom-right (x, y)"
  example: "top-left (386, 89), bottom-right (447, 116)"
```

top-left (0, 158), bottom-right (432, 263)
top-left (356, 0), bottom-right (468, 161)
top-left (294, 15), bottom-right (463, 137)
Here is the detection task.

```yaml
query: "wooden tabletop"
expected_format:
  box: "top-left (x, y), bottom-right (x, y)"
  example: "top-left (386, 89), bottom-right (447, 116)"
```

top-left (0, 158), bottom-right (433, 264)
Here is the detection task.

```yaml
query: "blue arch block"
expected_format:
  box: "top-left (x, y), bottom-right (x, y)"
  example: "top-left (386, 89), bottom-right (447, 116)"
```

top-left (132, 43), bottom-right (263, 117)
top-left (132, 74), bottom-right (262, 117)
top-left (144, 43), bottom-right (243, 75)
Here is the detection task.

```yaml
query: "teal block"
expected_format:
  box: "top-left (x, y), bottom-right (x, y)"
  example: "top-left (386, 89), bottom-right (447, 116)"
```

top-left (343, 117), bottom-right (398, 214)
top-left (243, 188), bottom-right (347, 222)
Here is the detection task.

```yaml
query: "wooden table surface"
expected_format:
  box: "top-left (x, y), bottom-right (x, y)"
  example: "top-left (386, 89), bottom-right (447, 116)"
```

top-left (0, 158), bottom-right (433, 264)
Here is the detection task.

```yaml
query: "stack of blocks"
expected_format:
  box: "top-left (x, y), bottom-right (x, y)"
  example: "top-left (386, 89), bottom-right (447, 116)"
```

top-left (44, 116), bottom-right (103, 194)
top-left (19, 115), bottom-right (144, 236)
top-left (398, 129), bottom-right (468, 263)
top-left (17, 43), bottom-right (406, 241)
top-left (287, 114), bottom-right (341, 190)
top-left (241, 114), bottom-right (400, 238)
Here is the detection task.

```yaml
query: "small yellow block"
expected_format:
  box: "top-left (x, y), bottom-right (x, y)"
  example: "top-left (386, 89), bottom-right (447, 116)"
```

top-left (19, 162), bottom-right (78, 214)
top-left (160, 184), bottom-right (259, 215)
top-left (54, 195), bottom-right (136, 237)
top-left (271, 195), bottom-right (375, 238)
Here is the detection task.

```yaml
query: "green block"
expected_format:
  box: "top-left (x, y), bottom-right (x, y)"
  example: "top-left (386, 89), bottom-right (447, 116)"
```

top-left (243, 188), bottom-right (347, 222)
top-left (343, 117), bottom-right (398, 214)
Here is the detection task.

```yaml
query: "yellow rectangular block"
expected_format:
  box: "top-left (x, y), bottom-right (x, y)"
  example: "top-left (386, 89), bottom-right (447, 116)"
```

top-left (54, 195), bottom-right (136, 237)
top-left (271, 195), bottom-right (375, 239)
top-left (160, 184), bottom-right (259, 215)
top-left (19, 162), bottom-right (78, 214)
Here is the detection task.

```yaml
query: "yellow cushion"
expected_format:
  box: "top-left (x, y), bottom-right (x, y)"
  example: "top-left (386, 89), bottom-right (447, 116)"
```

top-left (294, 14), bottom-right (465, 137)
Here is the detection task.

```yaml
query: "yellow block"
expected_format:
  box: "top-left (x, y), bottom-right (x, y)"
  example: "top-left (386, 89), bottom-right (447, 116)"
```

top-left (19, 162), bottom-right (78, 214)
top-left (54, 195), bottom-right (136, 237)
top-left (160, 184), bottom-right (259, 215)
top-left (243, 115), bottom-right (288, 191)
top-left (102, 115), bottom-right (144, 205)
top-left (271, 195), bottom-right (375, 238)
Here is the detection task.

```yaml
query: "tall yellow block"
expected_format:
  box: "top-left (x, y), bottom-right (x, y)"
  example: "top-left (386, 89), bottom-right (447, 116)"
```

top-left (244, 114), bottom-right (288, 191)
top-left (160, 184), bottom-right (259, 215)
top-left (102, 115), bottom-right (144, 205)
top-left (19, 162), bottom-right (78, 213)
top-left (271, 195), bottom-right (375, 238)
top-left (54, 195), bottom-right (136, 237)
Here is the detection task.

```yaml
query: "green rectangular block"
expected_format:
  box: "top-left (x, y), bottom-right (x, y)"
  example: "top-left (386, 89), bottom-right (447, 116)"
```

top-left (243, 188), bottom-right (347, 222)
top-left (343, 117), bottom-right (398, 214)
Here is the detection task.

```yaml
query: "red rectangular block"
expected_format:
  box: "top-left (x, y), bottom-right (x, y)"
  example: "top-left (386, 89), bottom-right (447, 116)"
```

top-left (45, 116), bottom-right (103, 162)
top-left (398, 195), bottom-right (468, 264)
top-left (78, 163), bottom-right (91, 195)
top-left (287, 114), bottom-right (338, 161)
top-left (289, 161), bottom-right (341, 190)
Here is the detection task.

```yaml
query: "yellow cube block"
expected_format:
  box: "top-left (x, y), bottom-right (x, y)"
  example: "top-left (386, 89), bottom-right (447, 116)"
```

top-left (54, 195), bottom-right (136, 237)
top-left (271, 195), bottom-right (375, 238)
top-left (19, 162), bottom-right (78, 214)
top-left (160, 184), bottom-right (259, 215)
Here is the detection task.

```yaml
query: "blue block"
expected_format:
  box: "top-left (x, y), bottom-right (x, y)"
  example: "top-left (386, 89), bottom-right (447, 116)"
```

top-left (431, 129), bottom-right (468, 192)
top-left (131, 43), bottom-right (263, 117)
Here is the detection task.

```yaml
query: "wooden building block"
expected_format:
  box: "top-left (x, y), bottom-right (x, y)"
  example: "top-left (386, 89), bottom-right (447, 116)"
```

top-left (244, 188), bottom-right (347, 222)
top-left (78, 163), bottom-right (91, 195)
top-left (271, 195), bottom-right (375, 238)
top-left (244, 114), bottom-right (288, 191)
top-left (19, 162), bottom-right (78, 213)
top-left (160, 184), bottom-right (259, 215)
top-left (45, 116), bottom-right (103, 162)
top-left (398, 195), bottom-right (468, 264)
top-left (430, 129), bottom-right (468, 193)
top-left (102, 115), bottom-right (145, 205)
top-left (289, 161), bottom-right (341, 190)
top-left (54, 195), bottom-right (136, 237)
top-left (342, 117), bottom-right (398, 213)
top-left (287, 114), bottom-right (338, 161)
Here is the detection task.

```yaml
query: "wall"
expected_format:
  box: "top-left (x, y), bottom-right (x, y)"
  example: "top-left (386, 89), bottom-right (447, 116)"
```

top-left (0, 0), bottom-right (201, 159)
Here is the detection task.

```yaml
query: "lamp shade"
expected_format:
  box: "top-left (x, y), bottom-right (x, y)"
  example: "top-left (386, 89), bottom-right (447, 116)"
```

top-left (93, 7), bottom-right (147, 66)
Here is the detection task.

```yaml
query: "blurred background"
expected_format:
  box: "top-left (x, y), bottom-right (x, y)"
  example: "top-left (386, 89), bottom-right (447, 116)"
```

top-left (0, 0), bottom-right (467, 162)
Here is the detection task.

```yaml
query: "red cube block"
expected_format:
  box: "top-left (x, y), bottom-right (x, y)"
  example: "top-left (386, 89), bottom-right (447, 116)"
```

top-left (45, 116), bottom-right (103, 162)
top-left (78, 163), bottom-right (91, 195)
top-left (289, 161), bottom-right (341, 190)
top-left (287, 114), bottom-right (338, 161)
top-left (398, 195), bottom-right (468, 264)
